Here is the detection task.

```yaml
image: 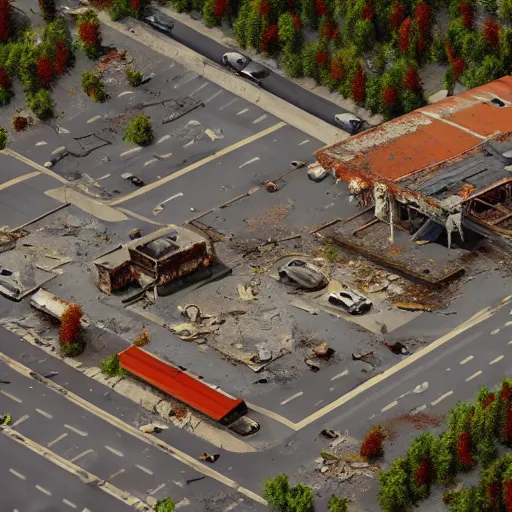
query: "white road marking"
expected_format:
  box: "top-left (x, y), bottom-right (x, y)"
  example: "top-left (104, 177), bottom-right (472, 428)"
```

top-left (431, 391), bottom-right (453, 406)
top-left (490, 355), bottom-right (504, 365)
top-left (48, 433), bottom-right (68, 447)
top-left (219, 98), bottom-right (238, 110)
top-left (465, 370), bottom-right (482, 382)
top-left (70, 449), bottom-right (94, 463)
top-left (491, 329), bottom-right (500, 335)
top-left (314, 400), bottom-right (323, 407)
top-left (35, 141), bottom-right (47, 146)
top-left (204, 90), bottom-right (223, 104)
top-left (156, 152), bottom-right (173, 159)
top-left (175, 73), bottom-right (199, 89)
top-left (0, 390), bottom-right (22, 403)
top-left (413, 382), bottom-right (429, 393)
top-left (183, 140), bottom-right (194, 148)
top-left (108, 468), bottom-right (125, 480)
top-left (298, 140), bottom-right (310, 145)
top-left (144, 158), bottom-right (158, 166)
top-left (87, 115), bottom-right (102, 123)
top-left (35, 408), bottom-right (52, 419)
top-left (459, 355), bottom-right (474, 365)
top-left (62, 499), bottom-right (77, 508)
top-left (331, 370), bottom-right (348, 381)
top-left (120, 147), bottom-right (142, 158)
top-left (411, 404), bottom-right (427, 415)
top-left (148, 483), bottom-right (166, 495)
top-left (239, 157), bottom-right (259, 169)
top-left (191, 83), bottom-right (208, 95)
top-left (12, 414), bottom-right (29, 427)
top-left (253, 114), bottom-right (268, 124)
top-left (118, 91), bottom-right (134, 97)
top-left (329, 387), bottom-right (335, 392)
top-left (36, 485), bottom-right (52, 496)
top-left (64, 424), bottom-right (88, 437)
top-left (225, 503), bottom-right (239, 511)
top-left (157, 135), bottom-right (171, 144)
top-left (381, 400), bottom-right (398, 412)
top-left (509, 340), bottom-right (512, 344)
top-left (136, 464), bottom-right (154, 475)
top-left (9, 469), bottom-right (26, 480)
top-left (105, 445), bottom-right (124, 457)
top-left (237, 108), bottom-right (249, 115)
top-left (506, 321), bottom-right (512, 327)
top-left (281, 392), bottom-right (303, 405)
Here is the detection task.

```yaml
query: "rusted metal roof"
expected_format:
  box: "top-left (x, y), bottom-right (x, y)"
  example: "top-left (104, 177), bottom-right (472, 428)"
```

top-left (118, 346), bottom-right (247, 424)
top-left (316, 76), bottom-right (512, 185)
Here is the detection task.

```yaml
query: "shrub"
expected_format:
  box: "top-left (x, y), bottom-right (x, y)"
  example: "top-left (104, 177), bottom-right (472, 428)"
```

top-left (154, 498), bottom-right (175, 512)
top-left (360, 426), bottom-right (385, 461)
top-left (484, 19), bottom-right (500, 48)
top-left (123, 114), bottom-right (153, 146)
top-left (60, 341), bottom-right (86, 357)
top-left (59, 303), bottom-right (84, 345)
top-left (78, 9), bottom-right (102, 59)
top-left (133, 328), bottom-right (151, 347)
top-left (12, 116), bottom-right (28, 132)
top-left (99, 353), bottom-right (127, 377)
top-left (54, 41), bottom-right (70, 75)
top-left (287, 484), bottom-right (314, 512)
top-left (378, 457), bottom-right (413, 512)
top-left (109, 0), bottom-right (132, 20)
top-left (498, 0), bottom-right (512, 20)
top-left (0, 0), bottom-right (11, 42)
top-left (0, 67), bottom-right (11, 89)
top-left (126, 66), bottom-right (143, 87)
top-left (0, 127), bottom-right (6, 150)
top-left (37, 55), bottom-right (54, 88)
top-left (38, 0), bottom-right (56, 21)
top-left (407, 433), bottom-right (435, 501)
top-left (81, 71), bottom-right (107, 102)
top-left (0, 85), bottom-right (11, 106)
top-left (28, 89), bottom-right (55, 119)
top-left (351, 68), bottom-right (366, 105)
top-left (264, 474), bottom-right (290, 510)
top-left (448, 487), bottom-right (483, 511)
top-left (18, 44), bottom-right (39, 93)
top-left (328, 495), bottom-right (348, 512)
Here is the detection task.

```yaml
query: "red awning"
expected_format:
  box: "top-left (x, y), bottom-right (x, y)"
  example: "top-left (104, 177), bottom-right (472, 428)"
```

top-left (118, 346), bottom-right (246, 424)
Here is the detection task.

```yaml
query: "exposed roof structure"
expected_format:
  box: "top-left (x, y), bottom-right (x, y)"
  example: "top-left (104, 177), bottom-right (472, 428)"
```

top-left (316, 76), bottom-right (512, 188)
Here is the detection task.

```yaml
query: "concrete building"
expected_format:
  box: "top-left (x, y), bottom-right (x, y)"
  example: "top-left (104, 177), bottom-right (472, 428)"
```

top-left (315, 76), bottom-right (512, 248)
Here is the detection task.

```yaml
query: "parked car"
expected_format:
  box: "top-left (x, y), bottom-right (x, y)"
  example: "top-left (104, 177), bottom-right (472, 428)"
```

top-left (221, 52), bottom-right (270, 86)
top-left (144, 13), bottom-right (174, 35)
top-left (328, 288), bottom-right (372, 315)
top-left (334, 113), bottom-right (365, 135)
top-left (278, 259), bottom-right (328, 290)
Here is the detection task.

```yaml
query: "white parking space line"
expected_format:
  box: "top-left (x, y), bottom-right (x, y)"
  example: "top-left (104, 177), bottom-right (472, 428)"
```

top-left (411, 404), bottom-right (427, 415)
top-left (281, 392), bottom-right (303, 406)
top-left (191, 83), bottom-right (208, 95)
top-left (148, 483), bottom-right (166, 495)
top-left (0, 390), bottom-right (22, 403)
top-left (204, 90), bottom-right (223, 104)
top-left (239, 157), bottom-right (259, 169)
top-left (174, 73), bottom-right (199, 89)
top-left (35, 408), bottom-right (52, 419)
top-left (120, 147), bottom-right (142, 158)
top-left (9, 469), bottom-right (26, 480)
top-left (157, 134), bottom-right (171, 144)
top-left (298, 140), bottom-right (310, 145)
top-left (237, 108), bottom-right (249, 115)
top-left (491, 329), bottom-right (500, 335)
top-left (331, 370), bottom-right (348, 381)
top-left (465, 370), bottom-right (482, 382)
top-left (48, 433), bottom-right (68, 447)
top-left (12, 414), bottom-right (29, 427)
top-left (136, 464), bottom-right (154, 475)
top-left (87, 115), bottom-right (102, 123)
top-left (219, 98), bottom-right (238, 110)
top-left (105, 445), bottom-right (124, 457)
top-left (62, 498), bottom-right (77, 508)
top-left (64, 424), bottom-right (88, 437)
top-left (506, 321), bottom-right (512, 327)
top-left (459, 355), bottom-right (474, 365)
top-left (381, 400), bottom-right (398, 412)
top-left (70, 449), bottom-right (94, 463)
top-left (490, 355), bottom-right (504, 365)
top-left (36, 485), bottom-right (52, 496)
top-left (431, 391), bottom-right (453, 406)
top-left (108, 468), bottom-right (125, 480)
top-left (253, 114), bottom-right (268, 124)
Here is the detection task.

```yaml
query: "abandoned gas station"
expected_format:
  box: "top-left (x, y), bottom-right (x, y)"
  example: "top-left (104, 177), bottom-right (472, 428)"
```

top-left (316, 76), bottom-right (512, 249)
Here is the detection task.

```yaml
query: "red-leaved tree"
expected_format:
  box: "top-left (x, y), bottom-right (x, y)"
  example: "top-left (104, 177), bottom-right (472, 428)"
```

top-left (315, 0), bottom-right (328, 16)
top-left (59, 304), bottom-right (84, 345)
top-left (362, 4), bottom-right (374, 20)
top-left (0, 0), bottom-right (11, 41)
top-left (457, 431), bottom-right (474, 470)
top-left (458, 0), bottom-right (473, 28)
top-left (331, 57), bottom-right (344, 80)
top-left (322, 20), bottom-right (339, 40)
top-left (260, 0), bottom-right (271, 16)
top-left (398, 17), bottom-right (412, 53)
top-left (54, 41), bottom-right (70, 75)
top-left (383, 85), bottom-right (399, 106)
top-left (315, 49), bottom-right (329, 67)
top-left (483, 19), bottom-right (500, 49)
top-left (404, 65), bottom-right (421, 93)
top-left (415, 457), bottom-right (433, 486)
top-left (292, 13), bottom-right (301, 30)
top-left (389, 1), bottom-right (405, 30)
top-left (37, 55), bottom-right (54, 88)
top-left (0, 67), bottom-right (11, 89)
top-left (505, 480), bottom-right (512, 512)
top-left (414, 1), bottom-right (431, 37)
top-left (360, 426), bottom-right (385, 461)
top-left (214, 0), bottom-right (228, 18)
top-left (261, 25), bottom-right (279, 53)
top-left (452, 56), bottom-right (465, 79)
top-left (351, 68), bottom-right (366, 105)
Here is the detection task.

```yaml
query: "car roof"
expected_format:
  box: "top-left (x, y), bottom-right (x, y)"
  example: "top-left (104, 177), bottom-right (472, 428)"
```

top-left (242, 62), bottom-right (270, 75)
top-left (335, 113), bottom-right (361, 122)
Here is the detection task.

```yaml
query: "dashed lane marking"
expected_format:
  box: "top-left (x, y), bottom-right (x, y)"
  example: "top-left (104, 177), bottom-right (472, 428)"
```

top-left (459, 355), bottom-right (474, 365)
top-left (12, 414), bottom-right (29, 427)
top-left (87, 115), bottom-right (103, 123)
top-left (381, 400), bottom-right (398, 412)
top-left (48, 433), bottom-right (68, 447)
top-left (9, 469), bottom-right (26, 480)
top-left (490, 355), bottom-right (504, 365)
top-left (36, 485), bottom-right (52, 496)
top-left (157, 135), bottom-right (171, 144)
top-left (144, 158), bottom-right (158, 167)
top-left (219, 98), bottom-right (238, 110)
top-left (108, 469), bottom-right (125, 480)
top-left (70, 449), bottom-right (94, 463)
top-left (237, 108), bottom-right (249, 115)
top-left (411, 404), bottom-right (427, 415)
top-left (331, 370), bottom-right (348, 381)
top-left (253, 114), bottom-right (268, 124)
top-left (239, 157), bottom-right (259, 169)
top-left (465, 370), bottom-right (482, 382)
top-left (64, 424), bottom-right (88, 437)
top-left (491, 329), bottom-right (500, 335)
top-left (506, 321), bottom-right (512, 327)
top-left (204, 90), bottom-right (223, 103)
top-left (174, 73), bottom-right (199, 89)
top-left (298, 139), bottom-right (310, 145)
top-left (148, 483), bottom-right (166, 495)
top-left (136, 464), bottom-right (154, 475)
top-left (62, 499), bottom-right (77, 508)
top-left (120, 147), bottom-right (142, 158)
top-left (105, 445), bottom-right (124, 457)
top-left (117, 91), bottom-right (134, 97)
top-left (35, 408), bottom-right (52, 419)
top-left (191, 83), bottom-right (208, 95)
top-left (431, 391), bottom-right (453, 406)
top-left (0, 390), bottom-right (22, 403)
top-left (281, 392), bottom-right (303, 406)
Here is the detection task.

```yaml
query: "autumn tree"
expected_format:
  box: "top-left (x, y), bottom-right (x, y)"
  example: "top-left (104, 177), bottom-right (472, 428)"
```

top-left (0, 0), bottom-right (11, 41)
top-left (360, 426), bottom-right (385, 461)
top-left (37, 55), bottom-right (54, 88)
top-left (78, 9), bottom-right (102, 59)
top-left (60, 304), bottom-right (84, 345)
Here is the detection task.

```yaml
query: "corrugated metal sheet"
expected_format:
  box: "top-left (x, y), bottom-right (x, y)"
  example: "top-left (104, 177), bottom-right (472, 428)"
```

top-left (118, 346), bottom-right (247, 424)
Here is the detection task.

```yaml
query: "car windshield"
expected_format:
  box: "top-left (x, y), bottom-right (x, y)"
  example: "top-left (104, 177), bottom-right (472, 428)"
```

top-left (250, 69), bottom-right (269, 79)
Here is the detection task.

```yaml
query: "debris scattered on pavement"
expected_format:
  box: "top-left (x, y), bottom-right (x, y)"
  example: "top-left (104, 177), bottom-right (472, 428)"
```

top-left (237, 283), bottom-right (258, 301)
top-left (229, 416), bottom-right (260, 436)
top-left (394, 302), bottom-right (434, 312)
top-left (139, 423), bottom-right (168, 434)
top-left (352, 351), bottom-right (378, 368)
top-left (265, 181), bottom-right (279, 193)
top-left (0, 413), bottom-right (11, 425)
top-left (251, 342), bottom-right (272, 363)
top-left (186, 476), bottom-right (206, 485)
top-left (0, 380), bottom-right (10, 384)
top-left (312, 342), bottom-right (335, 359)
top-left (254, 378), bottom-right (268, 384)
top-left (320, 429), bottom-right (340, 439)
top-left (43, 371), bottom-right (59, 379)
top-left (304, 358), bottom-right (320, 372)
top-left (200, 453), bottom-right (220, 463)
top-left (129, 228), bottom-right (141, 240)
top-left (384, 342), bottom-right (409, 355)
top-left (172, 304), bottom-right (224, 341)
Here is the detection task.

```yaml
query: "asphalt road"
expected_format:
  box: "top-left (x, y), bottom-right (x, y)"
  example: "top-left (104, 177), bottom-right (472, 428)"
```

top-left (0, 431), bottom-right (132, 512)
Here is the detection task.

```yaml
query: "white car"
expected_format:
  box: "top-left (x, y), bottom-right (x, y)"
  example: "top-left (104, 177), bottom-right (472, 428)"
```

top-left (221, 52), bottom-right (270, 86)
top-left (328, 288), bottom-right (372, 315)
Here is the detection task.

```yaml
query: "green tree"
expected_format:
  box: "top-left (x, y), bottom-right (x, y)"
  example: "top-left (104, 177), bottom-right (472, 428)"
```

top-left (125, 66), bottom-right (143, 87)
top-left (41, 16), bottom-right (73, 60)
top-left (498, 0), bottom-right (512, 20)
top-left (264, 474), bottom-right (290, 511)
top-left (28, 89), bottom-right (55, 119)
top-left (433, 429), bottom-right (457, 484)
top-left (353, 19), bottom-right (376, 54)
top-left (0, 86), bottom-right (12, 106)
top-left (0, 127), bottom-right (7, 150)
top-left (123, 114), bottom-right (153, 146)
top-left (328, 495), bottom-right (348, 512)
top-left (447, 487), bottom-right (483, 512)
top-left (407, 433), bottom-right (435, 502)
top-left (154, 497), bottom-right (175, 512)
top-left (233, 0), bottom-right (251, 48)
top-left (378, 457), bottom-right (413, 512)
top-left (287, 484), bottom-right (314, 512)
top-left (81, 71), bottom-right (107, 102)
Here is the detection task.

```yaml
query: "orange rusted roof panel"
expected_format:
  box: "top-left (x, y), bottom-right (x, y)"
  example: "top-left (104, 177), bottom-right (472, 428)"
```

top-left (446, 102), bottom-right (512, 138)
top-left (118, 346), bottom-right (246, 423)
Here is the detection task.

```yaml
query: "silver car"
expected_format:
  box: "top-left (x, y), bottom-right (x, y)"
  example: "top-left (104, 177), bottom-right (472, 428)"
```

top-left (145, 13), bottom-right (174, 34)
top-left (334, 113), bottom-right (365, 135)
top-left (278, 259), bottom-right (328, 290)
top-left (328, 288), bottom-right (372, 315)
top-left (221, 52), bottom-right (270, 86)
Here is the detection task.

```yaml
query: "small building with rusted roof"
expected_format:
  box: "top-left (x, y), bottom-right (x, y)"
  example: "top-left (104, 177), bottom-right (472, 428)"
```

top-left (315, 76), bottom-right (512, 248)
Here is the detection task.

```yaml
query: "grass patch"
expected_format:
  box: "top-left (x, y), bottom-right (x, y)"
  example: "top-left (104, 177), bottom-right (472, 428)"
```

top-left (99, 353), bottom-right (127, 377)
top-left (323, 242), bottom-right (339, 263)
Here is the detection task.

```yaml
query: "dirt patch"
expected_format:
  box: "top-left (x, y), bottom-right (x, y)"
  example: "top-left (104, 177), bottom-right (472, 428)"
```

top-left (245, 202), bottom-right (292, 236)
top-left (384, 412), bottom-right (445, 440)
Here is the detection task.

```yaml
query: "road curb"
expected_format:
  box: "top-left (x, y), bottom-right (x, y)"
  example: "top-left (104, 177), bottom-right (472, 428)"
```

top-left (1, 426), bottom-right (153, 511)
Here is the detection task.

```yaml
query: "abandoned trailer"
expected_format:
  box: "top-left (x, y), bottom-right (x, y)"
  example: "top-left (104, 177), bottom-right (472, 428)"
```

top-left (93, 225), bottom-right (214, 295)
top-left (316, 76), bottom-right (512, 249)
